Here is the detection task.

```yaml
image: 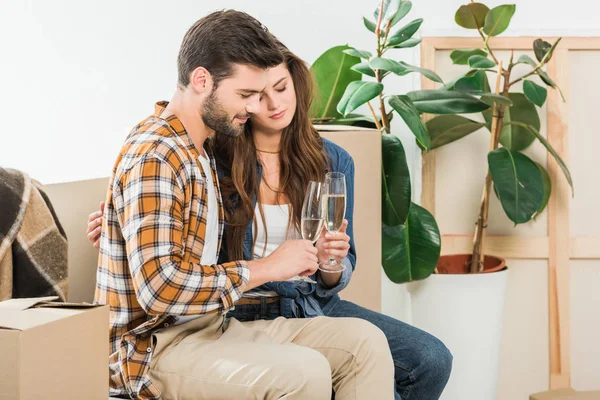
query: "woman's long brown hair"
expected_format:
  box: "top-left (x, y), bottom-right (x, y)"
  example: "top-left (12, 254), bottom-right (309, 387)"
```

top-left (214, 41), bottom-right (329, 261)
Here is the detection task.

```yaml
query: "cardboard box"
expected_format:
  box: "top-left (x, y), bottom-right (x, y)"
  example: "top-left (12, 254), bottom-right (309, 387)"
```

top-left (530, 388), bottom-right (600, 399)
top-left (318, 126), bottom-right (382, 312)
top-left (0, 296), bottom-right (108, 400)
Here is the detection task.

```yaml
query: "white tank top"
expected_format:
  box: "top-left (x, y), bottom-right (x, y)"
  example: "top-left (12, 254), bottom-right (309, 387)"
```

top-left (253, 203), bottom-right (299, 259)
top-left (173, 151), bottom-right (219, 326)
top-left (243, 203), bottom-right (311, 298)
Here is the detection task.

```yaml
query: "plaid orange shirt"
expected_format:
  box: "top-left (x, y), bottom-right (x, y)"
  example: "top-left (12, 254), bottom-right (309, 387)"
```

top-left (94, 102), bottom-right (250, 399)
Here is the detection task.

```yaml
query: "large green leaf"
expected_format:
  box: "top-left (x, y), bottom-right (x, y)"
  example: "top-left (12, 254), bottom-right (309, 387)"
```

top-left (537, 70), bottom-right (566, 101)
top-left (480, 94), bottom-right (513, 106)
top-left (351, 62), bottom-right (376, 77)
top-left (533, 162), bottom-right (552, 219)
top-left (488, 148), bottom-right (544, 224)
top-left (542, 37), bottom-right (562, 63)
top-left (373, 0), bottom-right (402, 23)
top-left (387, 18), bottom-right (423, 46)
top-left (390, 1), bottom-right (413, 26)
top-left (364, 17), bottom-right (377, 33)
top-left (468, 55), bottom-right (496, 69)
top-left (398, 61), bottom-right (444, 83)
top-left (523, 80), bottom-right (547, 107)
top-left (483, 4), bottom-right (516, 36)
top-left (455, 3), bottom-right (489, 29)
top-left (382, 203), bottom-right (441, 283)
top-left (392, 37), bottom-right (422, 49)
top-left (426, 115), bottom-right (486, 149)
top-left (323, 112), bottom-right (392, 129)
top-left (506, 122), bottom-right (574, 196)
top-left (534, 38), bottom-right (561, 64)
top-left (382, 134), bottom-right (411, 225)
top-left (450, 48), bottom-right (488, 65)
top-left (407, 90), bottom-right (491, 114)
top-left (517, 54), bottom-right (537, 67)
top-left (455, 70), bottom-right (488, 93)
top-left (533, 39), bottom-right (552, 63)
top-left (325, 113), bottom-right (376, 128)
top-left (344, 48), bottom-right (372, 59)
top-left (483, 93), bottom-right (540, 151)
top-left (388, 95), bottom-right (431, 150)
top-left (337, 81), bottom-right (383, 116)
top-left (443, 69), bottom-right (490, 92)
top-left (370, 57), bottom-right (408, 75)
top-left (310, 45), bottom-right (361, 119)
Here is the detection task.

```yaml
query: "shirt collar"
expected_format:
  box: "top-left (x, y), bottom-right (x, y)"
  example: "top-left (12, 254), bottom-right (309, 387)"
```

top-left (153, 101), bottom-right (206, 159)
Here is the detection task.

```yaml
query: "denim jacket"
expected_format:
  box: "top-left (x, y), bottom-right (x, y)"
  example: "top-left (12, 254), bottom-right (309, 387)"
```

top-left (217, 138), bottom-right (356, 318)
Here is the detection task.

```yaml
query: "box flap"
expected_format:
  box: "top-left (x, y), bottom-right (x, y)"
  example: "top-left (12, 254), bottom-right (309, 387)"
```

top-left (0, 296), bottom-right (59, 311)
top-left (32, 301), bottom-right (98, 309)
top-left (0, 297), bottom-right (102, 331)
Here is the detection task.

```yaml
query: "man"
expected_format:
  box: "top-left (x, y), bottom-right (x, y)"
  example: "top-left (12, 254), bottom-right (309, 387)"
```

top-left (94, 10), bottom-right (394, 400)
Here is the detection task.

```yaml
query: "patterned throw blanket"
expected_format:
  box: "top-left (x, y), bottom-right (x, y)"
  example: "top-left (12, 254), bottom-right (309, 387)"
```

top-left (0, 168), bottom-right (68, 301)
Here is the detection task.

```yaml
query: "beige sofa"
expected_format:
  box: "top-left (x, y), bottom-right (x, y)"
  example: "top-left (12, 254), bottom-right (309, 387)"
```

top-left (44, 126), bottom-right (382, 311)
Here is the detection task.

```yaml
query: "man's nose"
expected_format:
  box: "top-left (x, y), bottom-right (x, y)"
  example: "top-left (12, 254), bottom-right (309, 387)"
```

top-left (246, 95), bottom-right (261, 114)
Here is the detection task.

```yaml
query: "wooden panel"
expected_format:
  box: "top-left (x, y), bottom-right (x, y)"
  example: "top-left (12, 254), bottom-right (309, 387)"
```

top-left (568, 51), bottom-right (600, 237)
top-left (547, 48), bottom-right (571, 389)
top-left (570, 237), bottom-right (600, 259)
top-left (421, 39), bottom-right (437, 215)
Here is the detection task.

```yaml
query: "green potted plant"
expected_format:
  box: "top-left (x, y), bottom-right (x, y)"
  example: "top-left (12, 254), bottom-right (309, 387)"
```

top-left (406, 3), bottom-right (572, 397)
top-left (310, 0), bottom-right (491, 285)
top-left (310, 1), bottom-right (573, 397)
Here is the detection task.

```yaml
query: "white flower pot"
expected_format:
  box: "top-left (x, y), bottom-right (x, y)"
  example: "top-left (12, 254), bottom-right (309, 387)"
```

top-left (408, 265), bottom-right (509, 400)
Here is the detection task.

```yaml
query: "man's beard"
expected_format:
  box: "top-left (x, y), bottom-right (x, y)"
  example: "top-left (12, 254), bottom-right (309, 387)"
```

top-left (202, 91), bottom-right (249, 138)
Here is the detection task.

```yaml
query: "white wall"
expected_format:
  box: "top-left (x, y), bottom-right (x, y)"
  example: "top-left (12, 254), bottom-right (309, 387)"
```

top-left (2, 0), bottom-right (598, 317)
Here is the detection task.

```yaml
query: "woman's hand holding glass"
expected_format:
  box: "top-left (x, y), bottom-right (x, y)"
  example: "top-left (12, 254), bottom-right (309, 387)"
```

top-left (315, 219), bottom-right (350, 266)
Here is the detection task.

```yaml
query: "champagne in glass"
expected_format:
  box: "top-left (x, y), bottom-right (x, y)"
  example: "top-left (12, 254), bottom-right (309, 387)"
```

top-left (301, 217), bottom-right (325, 243)
top-left (324, 194), bottom-right (346, 233)
top-left (320, 172), bottom-right (347, 273)
top-left (299, 181), bottom-right (325, 283)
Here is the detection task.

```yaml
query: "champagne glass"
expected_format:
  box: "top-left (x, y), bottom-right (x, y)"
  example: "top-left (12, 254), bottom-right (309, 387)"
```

top-left (298, 181), bottom-right (325, 283)
top-left (301, 181), bottom-right (325, 243)
top-left (320, 172), bottom-right (347, 273)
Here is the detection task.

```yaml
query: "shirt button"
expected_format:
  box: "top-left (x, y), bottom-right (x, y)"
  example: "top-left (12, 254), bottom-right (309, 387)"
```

top-left (164, 323), bottom-right (170, 328)
top-left (146, 347), bottom-right (152, 353)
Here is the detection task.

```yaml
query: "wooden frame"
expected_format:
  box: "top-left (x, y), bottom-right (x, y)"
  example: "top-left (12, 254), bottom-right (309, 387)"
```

top-left (420, 36), bottom-right (600, 390)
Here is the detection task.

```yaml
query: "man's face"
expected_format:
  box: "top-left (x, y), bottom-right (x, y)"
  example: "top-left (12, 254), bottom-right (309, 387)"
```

top-left (201, 64), bottom-right (267, 137)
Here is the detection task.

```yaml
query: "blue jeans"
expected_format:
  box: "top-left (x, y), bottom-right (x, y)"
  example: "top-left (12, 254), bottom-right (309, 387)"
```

top-left (228, 297), bottom-right (453, 400)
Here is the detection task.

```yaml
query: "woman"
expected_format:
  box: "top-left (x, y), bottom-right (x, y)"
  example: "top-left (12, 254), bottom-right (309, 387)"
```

top-left (87, 41), bottom-right (452, 400)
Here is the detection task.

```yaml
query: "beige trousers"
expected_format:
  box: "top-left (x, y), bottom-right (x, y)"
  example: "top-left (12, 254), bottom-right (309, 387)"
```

top-left (148, 314), bottom-right (394, 400)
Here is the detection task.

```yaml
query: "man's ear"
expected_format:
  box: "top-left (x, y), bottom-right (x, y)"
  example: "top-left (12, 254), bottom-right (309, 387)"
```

top-left (190, 66), bottom-right (213, 94)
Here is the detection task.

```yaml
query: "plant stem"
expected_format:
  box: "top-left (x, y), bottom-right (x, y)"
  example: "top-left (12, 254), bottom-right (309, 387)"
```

top-left (366, 102), bottom-right (383, 131)
top-left (509, 63), bottom-right (544, 87)
top-left (374, 2), bottom-right (391, 133)
top-left (469, 61), bottom-right (509, 273)
top-left (375, 0), bottom-right (385, 37)
top-left (376, 73), bottom-right (390, 132)
top-left (479, 29), bottom-right (500, 65)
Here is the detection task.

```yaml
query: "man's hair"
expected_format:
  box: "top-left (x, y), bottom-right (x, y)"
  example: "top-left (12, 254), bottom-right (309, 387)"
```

top-left (178, 10), bottom-right (284, 88)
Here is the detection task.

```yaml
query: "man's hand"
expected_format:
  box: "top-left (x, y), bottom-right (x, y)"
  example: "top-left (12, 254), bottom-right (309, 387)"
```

top-left (246, 240), bottom-right (318, 289)
top-left (86, 201), bottom-right (105, 249)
